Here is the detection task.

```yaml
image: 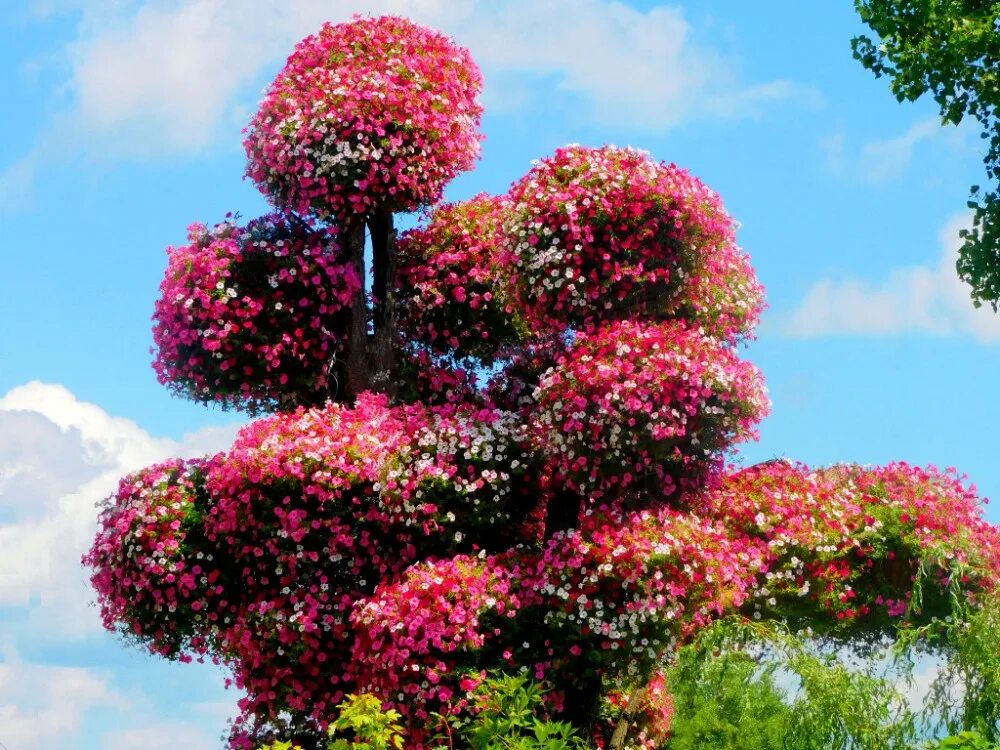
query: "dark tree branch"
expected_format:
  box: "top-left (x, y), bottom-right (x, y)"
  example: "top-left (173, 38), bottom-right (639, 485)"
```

top-left (344, 219), bottom-right (371, 400)
top-left (369, 210), bottom-right (397, 396)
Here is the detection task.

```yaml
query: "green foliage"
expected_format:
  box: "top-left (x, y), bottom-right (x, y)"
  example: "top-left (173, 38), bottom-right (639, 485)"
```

top-left (442, 673), bottom-right (588, 750)
top-left (665, 643), bottom-right (792, 750)
top-left (895, 597), bottom-right (1000, 742)
top-left (852, 0), bottom-right (1000, 309)
top-left (665, 618), bottom-right (917, 750)
top-left (327, 694), bottom-right (406, 750)
top-left (259, 695), bottom-right (405, 750)
top-left (927, 732), bottom-right (1000, 749)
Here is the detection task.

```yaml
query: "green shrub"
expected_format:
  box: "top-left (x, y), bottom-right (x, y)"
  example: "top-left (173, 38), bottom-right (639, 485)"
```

top-left (441, 673), bottom-right (587, 750)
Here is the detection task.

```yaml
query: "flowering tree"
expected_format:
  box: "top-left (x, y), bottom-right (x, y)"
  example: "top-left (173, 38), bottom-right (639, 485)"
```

top-left (84, 15), bottom-right (1000, 750)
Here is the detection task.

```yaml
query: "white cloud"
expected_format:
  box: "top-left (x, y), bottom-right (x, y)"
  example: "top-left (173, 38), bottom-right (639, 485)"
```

top-left (821, 117), bottom-right (977, 184)
top-left (0, 381), bottom-right (242, 636)
top-left (0, 653), bottom-right (125, 750)
top-left (0, 382), bottom-right (243, 750)
top-left (782, 214), bottom-right (1000, 341)
top-left (453, 0), bottom-right (820, 127)
top-left (0, 648), bottom-right (232, 750)
top-left (10, 0), bottom-right (815, 165)
top-left (858, 118), bottom-right (942, 183)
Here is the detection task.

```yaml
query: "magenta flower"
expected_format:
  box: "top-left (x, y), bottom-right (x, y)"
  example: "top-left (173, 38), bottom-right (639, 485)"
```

top-left (532, 319), bottom-right (770, 503)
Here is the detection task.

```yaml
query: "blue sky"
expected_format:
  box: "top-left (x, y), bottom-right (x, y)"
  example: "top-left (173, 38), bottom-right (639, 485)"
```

top-left (1, 1), bottom-right (998, 748)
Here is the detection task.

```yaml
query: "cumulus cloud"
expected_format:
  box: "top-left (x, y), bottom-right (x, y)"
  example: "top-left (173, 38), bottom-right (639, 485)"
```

top-left (781, 214), bottom-right (1000, 341)
top-left (0, 382), bottom-right (242, 750)
top-left (12, 0), bottom-right (815, 162)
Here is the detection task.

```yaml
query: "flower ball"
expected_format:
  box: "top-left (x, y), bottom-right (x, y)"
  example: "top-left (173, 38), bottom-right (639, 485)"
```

top-left (532, 320), bottom-right (769, 501)
top-left (396, 194), bottom-right (522, 364)
top-left (152, 214), bottom-right (358, 413)
top-left (245, 15), bottom-right (484, 219)
top-left (505, 145), bottom-right (763, 341)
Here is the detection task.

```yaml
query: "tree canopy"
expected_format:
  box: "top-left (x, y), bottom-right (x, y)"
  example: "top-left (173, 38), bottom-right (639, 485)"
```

top-left (82, 13), bottom-right (1000, 750)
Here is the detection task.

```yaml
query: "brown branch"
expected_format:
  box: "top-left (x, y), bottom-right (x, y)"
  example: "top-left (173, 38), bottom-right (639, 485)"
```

top-left (609, 686), bottom-right (647, 750)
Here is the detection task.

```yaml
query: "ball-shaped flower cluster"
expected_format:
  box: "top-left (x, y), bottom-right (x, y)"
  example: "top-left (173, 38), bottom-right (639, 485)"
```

top-left (83, 457), bottom-right (227, 658)
top-left (244, 15), bottom-right (483, 219)
top-left (152, 214), bottom-right (359, 414)
top-left (532, 320), bottom-right (770, 502)
top-left (504, 145), bottom-right (763, 340)
top-left (397, 194), bottom-right (523, 364)
top-left (86, 394), bottom-right (545, 739)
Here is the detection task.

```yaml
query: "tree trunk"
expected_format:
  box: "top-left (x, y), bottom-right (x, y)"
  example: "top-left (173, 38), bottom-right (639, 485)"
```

top-left (609, 686), bottom-right (647, 750)
top-left (560, 672), bottom-right (603, 736)
top-left (343, 219), bottom-right (371, 400)
top-left (368, 211), bottom-right (396, 397)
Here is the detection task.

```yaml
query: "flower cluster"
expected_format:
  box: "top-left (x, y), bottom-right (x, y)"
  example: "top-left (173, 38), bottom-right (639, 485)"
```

top-left (532, 320), bottom-right (769, 502)
top-left (244, 15), bottom-right (483, 219)
top-left (83, 457), bottom-right (227, 658)
top-left (382, 402), bottom-right (538, 550)
top-left (484, 335), bottom-right (569, 413)
top-left (525, 507), bottom-right (767, 683)
top-left (350, 555), bottom-right (521, 724)
top-left (699, 461), bottom-right (1000, 630)
top-left (152, 214), bottom-right (358, 413)
top-left (397, 195), bottom-right (522, 364)
top-left (86, 394), bottom-right (546, 738)
top-left (504, 145), bottom-right (763, 340)
top-left (393, 349), bottom-right (481, 407)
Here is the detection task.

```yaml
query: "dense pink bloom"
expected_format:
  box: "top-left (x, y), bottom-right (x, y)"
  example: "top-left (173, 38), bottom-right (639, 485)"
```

top-left (524, 507), bottom-right (767, 683)
top-left (350, 555), bottom-right (522, 725)
top-left (532, 320), bottom-right (770, 502)
top-left (699, 461), bottom-right (1000, 630)
top-left (244, 15), bottom-right (483, 219)
top-left (397, 195), bottom-right (522, 364)
top-left (88, 394), bottom-right (543, 735)
top-left (151, 214), bottom-right (358, 413)
top-left (504, 145), bottom-right (764, 340)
